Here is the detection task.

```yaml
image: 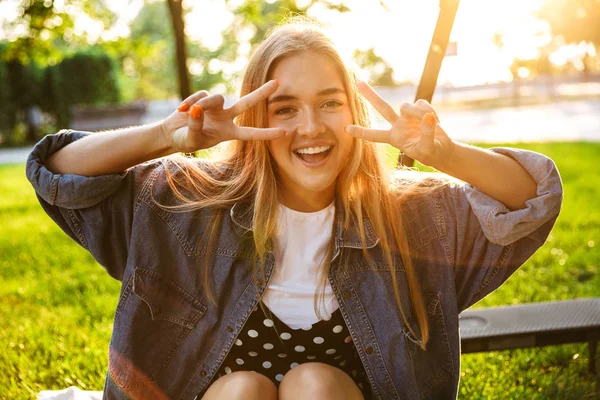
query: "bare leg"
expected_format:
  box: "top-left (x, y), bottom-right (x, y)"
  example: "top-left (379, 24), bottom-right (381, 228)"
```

top-left (201, 371), bottom-right (278, 400)
top-left (278, 362), bottom-right (364, 400)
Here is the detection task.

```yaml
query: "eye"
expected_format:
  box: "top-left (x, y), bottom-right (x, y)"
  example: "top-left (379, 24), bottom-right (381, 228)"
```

top-left (322, 100), bottom-right (343, 109)
top-left (274, 106), bottom-right (296, 116)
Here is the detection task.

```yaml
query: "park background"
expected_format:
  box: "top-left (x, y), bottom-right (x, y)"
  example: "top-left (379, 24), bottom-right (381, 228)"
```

top-left (0, 0), bottom-right (599, 398)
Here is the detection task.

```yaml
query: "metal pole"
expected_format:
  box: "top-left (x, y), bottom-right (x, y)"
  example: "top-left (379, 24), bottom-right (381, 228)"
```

top-left (398, 0), bottom-right (460, 167)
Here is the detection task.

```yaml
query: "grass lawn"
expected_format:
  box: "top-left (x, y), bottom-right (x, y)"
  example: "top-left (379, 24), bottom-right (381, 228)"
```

top-left (1, 142), bottom-right (599, 399)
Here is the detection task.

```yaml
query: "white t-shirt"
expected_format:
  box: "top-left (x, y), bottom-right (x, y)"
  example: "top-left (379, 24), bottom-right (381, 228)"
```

top-left (260, 200), bottom-right (339, 329)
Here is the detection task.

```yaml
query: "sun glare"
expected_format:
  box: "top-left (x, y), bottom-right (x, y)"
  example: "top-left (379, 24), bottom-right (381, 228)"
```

top-left (0, 0), bottom-right (577, 87)
top-left (309, 0), bottom-right (551, 86)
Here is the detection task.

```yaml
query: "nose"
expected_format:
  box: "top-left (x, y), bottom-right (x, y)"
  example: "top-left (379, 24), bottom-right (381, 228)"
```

top-left (297, 108), bottom-right (326, 138)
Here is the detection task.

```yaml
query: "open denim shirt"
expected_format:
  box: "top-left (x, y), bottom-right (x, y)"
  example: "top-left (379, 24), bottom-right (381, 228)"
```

top-left (26, 130), bottom-right (563, 399)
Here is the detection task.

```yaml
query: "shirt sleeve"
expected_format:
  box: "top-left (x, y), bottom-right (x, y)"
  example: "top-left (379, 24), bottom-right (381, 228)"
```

top-left (439, 147), bottom-right (563, 312)
top-left (25, 130), bottom-right (162, 281)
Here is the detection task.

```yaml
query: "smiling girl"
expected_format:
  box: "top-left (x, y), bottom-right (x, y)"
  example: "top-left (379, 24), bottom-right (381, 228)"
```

top-left (27, 21), bottom-right (562, 400)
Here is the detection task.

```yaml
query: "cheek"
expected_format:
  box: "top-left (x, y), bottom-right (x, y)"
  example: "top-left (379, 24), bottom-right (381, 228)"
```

top-left (336, 132), bottom-right (354, 158)
top-left (268, 137), bottom-right (292, 164)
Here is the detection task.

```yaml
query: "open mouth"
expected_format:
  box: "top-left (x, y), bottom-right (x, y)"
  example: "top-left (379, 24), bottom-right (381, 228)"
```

top-left (294, 145), bottom-right (333, 165)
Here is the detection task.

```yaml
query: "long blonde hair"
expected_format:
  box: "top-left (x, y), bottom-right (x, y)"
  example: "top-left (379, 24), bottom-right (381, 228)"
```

top-left (158, 20), bottom-right (446, 349)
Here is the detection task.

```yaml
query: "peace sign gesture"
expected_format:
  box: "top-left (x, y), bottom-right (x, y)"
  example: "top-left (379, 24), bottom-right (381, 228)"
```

top-left (162, 80), bottom-right (287, 153)
top-left (345, 81), bottom-right (456, 170)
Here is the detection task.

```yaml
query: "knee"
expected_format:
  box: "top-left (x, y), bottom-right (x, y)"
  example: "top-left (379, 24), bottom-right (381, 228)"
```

top-left (202, 371), bottom-right (277, 400)
top-left (279, 362), bottom-right (361, 399)
top-left (281, 362), bottom-right (337, 387)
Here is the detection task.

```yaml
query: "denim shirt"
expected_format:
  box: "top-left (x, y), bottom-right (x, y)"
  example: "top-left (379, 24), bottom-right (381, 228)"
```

top-left (26, 130), bottom-right (563, 400)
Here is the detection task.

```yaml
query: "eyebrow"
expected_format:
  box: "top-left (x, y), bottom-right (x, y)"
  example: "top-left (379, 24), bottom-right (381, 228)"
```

top-left (267, 87), bottom-right (346, 104)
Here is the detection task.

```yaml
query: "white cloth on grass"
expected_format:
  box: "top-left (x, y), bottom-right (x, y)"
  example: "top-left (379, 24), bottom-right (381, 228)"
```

top-left (38, 386), bottom-right (102, 400)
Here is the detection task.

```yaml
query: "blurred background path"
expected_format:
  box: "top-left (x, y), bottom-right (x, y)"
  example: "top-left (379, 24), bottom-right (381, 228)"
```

top-left (2, 97), bottom-right (598, 165)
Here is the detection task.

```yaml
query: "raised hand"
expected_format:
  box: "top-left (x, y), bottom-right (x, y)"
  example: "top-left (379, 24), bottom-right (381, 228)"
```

top-left (161, 80), bottom-right (287, 153)
top-left (345, 81), bottom-right (455, 170)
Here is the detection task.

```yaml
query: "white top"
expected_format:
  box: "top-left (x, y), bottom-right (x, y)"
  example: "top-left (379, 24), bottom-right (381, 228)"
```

top-left (260, 200), bottom-right (339, 329)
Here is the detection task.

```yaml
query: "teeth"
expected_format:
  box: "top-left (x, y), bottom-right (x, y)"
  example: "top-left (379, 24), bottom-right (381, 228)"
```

top-left (296, 146), bottom-right (331, 155)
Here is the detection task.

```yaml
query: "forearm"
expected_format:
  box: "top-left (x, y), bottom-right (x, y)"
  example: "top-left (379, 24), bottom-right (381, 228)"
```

top-left (435, 142), bottom-right (537, 211)
top-left (45, 121), bottom-right (175, 176)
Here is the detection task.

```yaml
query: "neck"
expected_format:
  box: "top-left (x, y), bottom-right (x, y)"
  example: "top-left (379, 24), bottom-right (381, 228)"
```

top-left (278, 184), bottom-right (335, 213)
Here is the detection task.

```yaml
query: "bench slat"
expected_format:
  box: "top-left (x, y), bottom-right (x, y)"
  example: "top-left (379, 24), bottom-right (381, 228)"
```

top-left (458, 298), bottom-right (600, 374)
top-left (459, 298), bottom-right (600, 339)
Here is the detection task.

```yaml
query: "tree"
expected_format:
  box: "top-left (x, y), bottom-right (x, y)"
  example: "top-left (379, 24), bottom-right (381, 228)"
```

top-left (537, 0), bottom-right (600, 75)
top-left (1, 0), bottom-right (117, 65)
top-left (100, 1), bottom-right (178, 101)
top-left (165, 0), bottom-right (191, 99)
top-left (164, 0), bottom-right (351, 99)
top-left (353, 48), bottom-right (397, 86)
top-left (537, 0), bottom-right (600, 47)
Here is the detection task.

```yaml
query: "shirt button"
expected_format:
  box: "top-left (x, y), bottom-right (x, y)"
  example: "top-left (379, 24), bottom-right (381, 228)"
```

top-left (343, 290), bottom-right (351, 299)
top-left (365, 346), bottom-right (374, 355)
top-left (227, 326), bottom-right (234, 332)
top-left (201, 370), bottom-right (207, 376)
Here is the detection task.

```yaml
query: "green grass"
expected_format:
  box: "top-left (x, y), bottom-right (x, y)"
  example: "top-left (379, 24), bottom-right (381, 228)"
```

top-left (1, 142), bottom-right (599, 399)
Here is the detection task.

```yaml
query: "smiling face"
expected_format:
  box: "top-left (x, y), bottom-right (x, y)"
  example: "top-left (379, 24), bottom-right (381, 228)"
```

top-left (266, 51), bottom-right (355, 212)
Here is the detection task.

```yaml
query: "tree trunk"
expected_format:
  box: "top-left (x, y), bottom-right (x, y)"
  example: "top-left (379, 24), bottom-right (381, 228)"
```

top-left (166, 0), bottom-right (191, 99)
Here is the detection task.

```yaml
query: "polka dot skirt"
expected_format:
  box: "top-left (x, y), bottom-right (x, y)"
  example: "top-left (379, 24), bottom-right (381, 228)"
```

top-left (204, 302), bottom-right (373, 398)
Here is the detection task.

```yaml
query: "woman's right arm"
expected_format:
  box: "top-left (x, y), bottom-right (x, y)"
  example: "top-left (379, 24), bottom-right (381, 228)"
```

top-left (44, 120), bottom-right (174, 176)
top-left (44, 80), bottom-right (285, 177)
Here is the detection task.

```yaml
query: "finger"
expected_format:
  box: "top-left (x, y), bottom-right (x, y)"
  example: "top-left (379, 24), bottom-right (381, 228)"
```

top-left (415, 99), bottom-right (439, 121)
top-left (234, 126), bottom-right (287, 141)
top-left (188, 105), bottom-right (205, 132)
top-left (419, 113), bottom-right (436, 156)
top-left (345, 125), bottom-right (392, 144)
top-left (356, 81), bottom-right (398, 124)
top-left (178, 90), bottom-right (209, 111)
top-left (400, 102), bottom-right (427, 120)
top-left (228, 80), bottom-right (279, 117)
top-left (193, 93), bottom-right (225, 111)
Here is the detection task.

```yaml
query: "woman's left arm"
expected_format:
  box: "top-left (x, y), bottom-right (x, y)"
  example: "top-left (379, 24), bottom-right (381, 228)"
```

top-left (345, 81), bottom-right (540, 211)
top-left (432, 142), bottom-right (537, 211)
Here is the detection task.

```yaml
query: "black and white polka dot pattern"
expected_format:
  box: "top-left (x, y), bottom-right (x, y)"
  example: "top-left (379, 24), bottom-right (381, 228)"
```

top-left (206, 302), bottom-right (372, 398)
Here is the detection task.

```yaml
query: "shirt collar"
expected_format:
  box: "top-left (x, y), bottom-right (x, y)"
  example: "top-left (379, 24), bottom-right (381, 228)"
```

top-left (230, 196), bottom-right (380, 260)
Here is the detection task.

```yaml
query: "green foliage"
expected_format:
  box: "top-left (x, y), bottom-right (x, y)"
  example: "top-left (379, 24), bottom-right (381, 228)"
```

top-left (185, 0), bottom-right (353, 94)
top-left (99, 1), bottom-right (179, 101)
top-left (0, 59), bottom-right (43, 146)
top-left (1, 0), bottom-right (359, 104)
top-left (1, 0), bottom-right (116, 66)
top-left (6, 60), bottom-right (42, 111)
top-left (0, 57), bottom-right (15, 136)
top-left (1, 142), bottom-right (599, 398)
top-left (2, 0), bottom-right (75, 65)
top-left (58, 50), bottom-right (120, 107)
top-left (0, 48), bottom-right (121, 146)
top-left (353, 48), bottom-right (397, 86)
top-left (40, 66), bottom-right (70, 128)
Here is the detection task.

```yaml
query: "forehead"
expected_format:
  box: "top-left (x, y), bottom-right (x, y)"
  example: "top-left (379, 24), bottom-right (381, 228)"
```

top-left (269, 51), bottom-right (346, 95)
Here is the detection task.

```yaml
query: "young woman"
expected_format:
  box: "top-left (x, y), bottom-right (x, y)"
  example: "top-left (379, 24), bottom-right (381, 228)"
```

top-left (26, 22), bottom-right (563, 400)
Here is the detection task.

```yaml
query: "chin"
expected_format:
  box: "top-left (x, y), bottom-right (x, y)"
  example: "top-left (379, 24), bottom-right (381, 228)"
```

top-left (293, 177), bottom-right (337, 193)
